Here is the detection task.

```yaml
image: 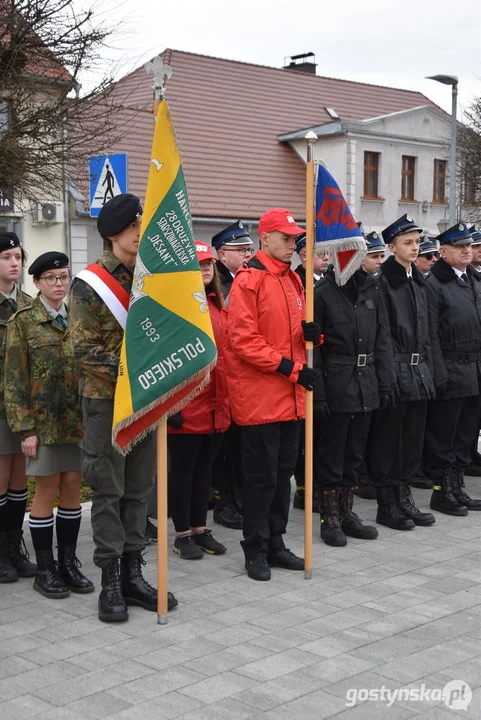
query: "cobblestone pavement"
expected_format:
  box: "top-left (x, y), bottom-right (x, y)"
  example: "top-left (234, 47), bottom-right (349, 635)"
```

top-left (1, 479), bottom-right (480, 719)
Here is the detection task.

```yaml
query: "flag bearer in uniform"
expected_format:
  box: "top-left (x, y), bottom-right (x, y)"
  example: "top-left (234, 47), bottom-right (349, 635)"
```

top-left (424, 222), bottom-right (481, 514)
top-left (368, 215), bottom-right (436, 530)
top-left (5, 252), bottom-right (93, 598)
top-left (0, 233), bottom-right (35, 584)
top-left (224, 208), bottom-right (321, 581)
top-left (313, 254), bottom-right (391, 545)
top-left (69, 194), bottom-right (178, 622)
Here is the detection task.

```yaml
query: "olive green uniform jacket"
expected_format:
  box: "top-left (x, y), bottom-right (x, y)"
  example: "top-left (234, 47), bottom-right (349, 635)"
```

top-left (4, 296), bottom-right (83, 444)
top-left (0, 287), bottom-right (32, 417)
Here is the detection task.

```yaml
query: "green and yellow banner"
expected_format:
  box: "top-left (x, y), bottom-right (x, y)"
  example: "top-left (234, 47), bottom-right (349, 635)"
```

top-left (112, 100), bottom-right (217, 453)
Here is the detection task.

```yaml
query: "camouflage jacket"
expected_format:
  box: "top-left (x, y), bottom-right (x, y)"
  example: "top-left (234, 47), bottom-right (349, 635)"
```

top-left (69, 250), bottom-right (133, 399)
top-left (0, 287), bottom-right (32, 418)
top-left (4, 296), bottom-right (83, 444)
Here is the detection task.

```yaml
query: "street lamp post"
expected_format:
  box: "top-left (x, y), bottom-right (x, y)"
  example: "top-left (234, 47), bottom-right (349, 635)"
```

top-left (426, 74), bottom-right (459, 227)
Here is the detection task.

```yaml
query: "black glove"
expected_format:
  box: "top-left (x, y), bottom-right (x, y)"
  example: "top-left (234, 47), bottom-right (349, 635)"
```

top-left (314, 400), bottom-right (331, 418)
top-left (296, 365), bottom-right (319, 391)
top-left (379, 394), bottom-right (391, 410)
top-left (436, 383), bottom-right (448, 398)
top-left (301, 320), bottom-right (322, 345)
top-left (167, 412), bottom-right (183, 430)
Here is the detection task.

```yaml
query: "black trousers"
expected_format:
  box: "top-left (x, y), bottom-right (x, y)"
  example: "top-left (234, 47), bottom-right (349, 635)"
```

top-left (369, 400), bottom-right (427, 487)
top-left (211, 420), bottom-right (243, 504)
top-left (315, 411), bottom-right (372, 491)
top-left (241, 420), bottom-right (300, 560)
top-left (168, 433), bottom-right (223, 533)
top-left (425, 396), bottom-right (481, 477)
top-left (294, 420), bottom-right (305, 485)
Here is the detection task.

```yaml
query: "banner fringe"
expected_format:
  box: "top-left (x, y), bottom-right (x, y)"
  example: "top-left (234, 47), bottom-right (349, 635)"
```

top-left (112, 357), bottom-right (217, 455)
top-left (317, 237), bottom-right (367, 286)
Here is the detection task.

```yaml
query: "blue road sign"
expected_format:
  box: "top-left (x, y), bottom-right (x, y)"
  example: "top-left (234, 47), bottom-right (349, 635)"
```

top-left (89, 153), bottom-right (128, 218)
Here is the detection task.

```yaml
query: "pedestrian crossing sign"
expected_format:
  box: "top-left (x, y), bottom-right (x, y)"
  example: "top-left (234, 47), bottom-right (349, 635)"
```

top-left (89, 153), bottom-right (128, 218)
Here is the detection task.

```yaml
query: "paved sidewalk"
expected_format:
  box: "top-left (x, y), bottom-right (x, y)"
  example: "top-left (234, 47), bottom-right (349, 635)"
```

top-left (1, 479), bottom-right (480, 720)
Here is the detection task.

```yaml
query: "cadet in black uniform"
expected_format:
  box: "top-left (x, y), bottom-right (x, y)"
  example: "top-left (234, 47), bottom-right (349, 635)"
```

top-left (415, 239), bottom-right (439, 278)
top-left (424, 222), bottom-right (481, 514)
top-left (467, 227), bottom-right (481, 476)
top-left (313, 258), bottom-right (391, 546)
top-left (368, 215), bottom-right (436, 530)
top-left (210, 221), bottom-right (254, 529)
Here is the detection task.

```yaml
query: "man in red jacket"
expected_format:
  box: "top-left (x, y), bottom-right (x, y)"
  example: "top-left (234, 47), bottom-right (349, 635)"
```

top-left (224, 208), bottom-right (321, 581)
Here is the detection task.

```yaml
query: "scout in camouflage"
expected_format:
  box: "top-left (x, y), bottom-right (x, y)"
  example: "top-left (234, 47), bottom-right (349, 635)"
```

top-left (69, 194), bottom-right (178, 623)
top-left (5, 251), bottom-right (93, 600)
top-left (5, 296), bottom-right (83, 444)
top-left (0, 231), bottom-right (36, 585)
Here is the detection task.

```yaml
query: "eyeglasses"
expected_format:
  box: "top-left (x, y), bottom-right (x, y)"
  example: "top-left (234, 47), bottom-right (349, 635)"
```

top-left (223, 248), bottom-right (254, 257)
top-left (39, 274), bottom-right (71, 286)
top-left (422, 253), bottom-right (439, 261)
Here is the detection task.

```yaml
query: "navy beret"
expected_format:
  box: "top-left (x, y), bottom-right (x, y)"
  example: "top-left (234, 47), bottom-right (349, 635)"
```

top-left (0, 232), bottom-right (21, 253)
top-left (29, 252), bottom-right (69, 277)
top-left (97, 194), bottom-right (142, 238)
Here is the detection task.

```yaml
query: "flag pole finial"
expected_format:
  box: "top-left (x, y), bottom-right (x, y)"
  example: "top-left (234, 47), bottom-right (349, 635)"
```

top-left (145, 56), bottom-right (173, 101)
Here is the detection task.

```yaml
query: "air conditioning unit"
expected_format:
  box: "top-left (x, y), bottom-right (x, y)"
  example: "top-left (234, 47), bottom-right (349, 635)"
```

top-left (35, 201), bottom-right (65, 224)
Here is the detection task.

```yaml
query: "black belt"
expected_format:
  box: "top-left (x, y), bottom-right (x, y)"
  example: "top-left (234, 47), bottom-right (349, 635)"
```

top-left (326, 352), bottom-right (374, 367)
top-left (443, 351), bottom-right (481, 363)
top-left (394, 352), bottom-right (425, 365)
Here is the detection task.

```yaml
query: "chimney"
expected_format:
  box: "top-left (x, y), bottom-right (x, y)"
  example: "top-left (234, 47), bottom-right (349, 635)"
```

top-left (283, 52), bottom-right (317, 75)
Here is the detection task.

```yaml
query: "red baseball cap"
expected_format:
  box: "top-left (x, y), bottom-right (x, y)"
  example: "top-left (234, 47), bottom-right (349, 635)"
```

top-left (195, 240), bottom-right (215, 262)
top-left (258, 208), bottom-right (304, 236)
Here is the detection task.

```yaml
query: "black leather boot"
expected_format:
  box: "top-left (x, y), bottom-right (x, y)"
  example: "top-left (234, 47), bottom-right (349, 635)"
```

top-left (430, 475), bottom-right (468, 516)
top-left (408, 470), bottom-right (433, 489)
top-left (121, 549), bottom-right (178, 612)
top-left (450, 470), bottom-right (481, 511)
top-left (293, 485), bottom-right (305, 509)
top-left (0, 531), bottom-right (17, 583)
top-left (213, 499), bottom-right (243, 530)
top-left (58, 546), bottom-right (94, 593)
top-left (354, 474), bottom-right (377, 500)
top-left (395, 483), bottom-right (436, 526)
top-left (7, 530), bottom-right (36, 577)
top-left (33, 549), bottom-right (69, 598)
top-left (376, 486), bottom-right (415, 530)
top-left (339, 488), bottom-right (378, 539)
top-left (320, 489), bottom-right (347, 546)
top-left (99, 559), bottom-right (128, 623)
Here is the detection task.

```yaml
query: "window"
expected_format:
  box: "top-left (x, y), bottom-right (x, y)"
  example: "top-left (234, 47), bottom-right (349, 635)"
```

top-left (464, 176), bottom-right (477, 206)
top-left (364, 152), bottom-right (379, 198)
top-left (0, 101), bottom-right (9, 135)
top-left (433, 160), bottom-right (446, 203)
top-left (401, 155), bottom-right (416, 201)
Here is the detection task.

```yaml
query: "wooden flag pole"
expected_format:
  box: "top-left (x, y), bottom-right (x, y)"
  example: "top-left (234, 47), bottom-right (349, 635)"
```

top-left (157, 419), bottom-right (169, 623)
top-left (145, 56), bottom-right (173, 625)
top-left (304, 131), bottom-right (318, 580)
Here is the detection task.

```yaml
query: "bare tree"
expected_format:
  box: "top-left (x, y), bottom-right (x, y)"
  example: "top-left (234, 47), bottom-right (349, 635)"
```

top-left (457, 97), bottom-right (481, 224)
top-left (0, 0), bottom-right (126, 208)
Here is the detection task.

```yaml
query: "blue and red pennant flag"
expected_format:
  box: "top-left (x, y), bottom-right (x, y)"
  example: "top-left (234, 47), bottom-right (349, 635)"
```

top-left (315, 165), bottom-right (366, 285)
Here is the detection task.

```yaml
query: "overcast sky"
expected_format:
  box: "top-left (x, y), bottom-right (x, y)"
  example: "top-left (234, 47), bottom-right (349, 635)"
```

top-left (106, 0), bottom-right (481, 118)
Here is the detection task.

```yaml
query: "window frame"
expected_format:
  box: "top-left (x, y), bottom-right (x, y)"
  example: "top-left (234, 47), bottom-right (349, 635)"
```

top-left (464, 175), bottom-right (477, 206)
top-left (363, 151), bottom-right (380, 199)
top-left (401, 155), bottom-right (416, 202)
top-left (432, 159), bottom-right (446, 204)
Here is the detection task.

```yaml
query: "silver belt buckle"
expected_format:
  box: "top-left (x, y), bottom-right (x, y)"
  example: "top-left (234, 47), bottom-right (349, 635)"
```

top-left (411, 353), bottom-right (420, 365)
top-left (357, 354), bottom-right (367, 367)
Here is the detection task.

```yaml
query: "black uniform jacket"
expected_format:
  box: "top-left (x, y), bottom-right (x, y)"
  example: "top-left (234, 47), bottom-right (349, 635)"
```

top-left (377, 256), bottom-right (435, 402)
top-left (425, 258), bottom-right (481, 399)
top-left (314, 268), bottom-right (393, 413)
top-left (295, 264), bottom-right (307, 290)
top-left (216, 260), bottom-right (234, 298)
